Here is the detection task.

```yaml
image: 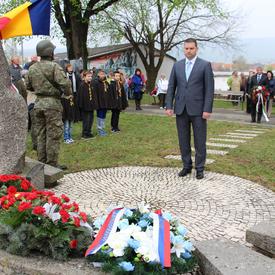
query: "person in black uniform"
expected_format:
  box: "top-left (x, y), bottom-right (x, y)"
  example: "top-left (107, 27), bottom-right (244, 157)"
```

top-left (78, 71), bottom-right (97, 139)
top-left (93, 69), bottom-right (111, 136)
top-left (109, 71), bottom-right (128, 132)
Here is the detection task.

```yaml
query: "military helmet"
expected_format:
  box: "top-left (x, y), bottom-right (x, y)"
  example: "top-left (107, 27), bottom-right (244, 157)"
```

top-left (36, 40), bottom-right (56, 57)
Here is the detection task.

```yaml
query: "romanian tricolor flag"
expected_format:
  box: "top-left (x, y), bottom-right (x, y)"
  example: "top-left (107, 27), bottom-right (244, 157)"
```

top-left (0, 0), bottom-right (51, 40)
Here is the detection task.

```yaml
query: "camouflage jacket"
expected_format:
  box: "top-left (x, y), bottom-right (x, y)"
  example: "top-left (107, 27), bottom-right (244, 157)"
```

top-left (26, 60), bottom-right (72, 111)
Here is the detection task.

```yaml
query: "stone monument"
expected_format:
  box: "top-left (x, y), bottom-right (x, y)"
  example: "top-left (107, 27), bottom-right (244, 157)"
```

top-left (0, 41), bottom-right (28, 174)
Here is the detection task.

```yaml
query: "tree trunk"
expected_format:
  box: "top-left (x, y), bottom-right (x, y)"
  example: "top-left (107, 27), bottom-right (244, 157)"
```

top-left (145, 66), bottom-right (158, 94)
top-left (68, 19), bottom-right (89, 69)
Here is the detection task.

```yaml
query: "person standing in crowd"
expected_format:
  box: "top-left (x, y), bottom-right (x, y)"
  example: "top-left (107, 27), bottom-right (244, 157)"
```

top-left (109, 71), bottom-right (128, 132)
top-left (61, 92), bottom-right (75, 144)
top-left (245, 70), bottom-right (255, 113)
top-left (166, 38), bottom-right (214, 180)
top-left (157, 74), bottom-right (169, 109)
top-left (132, 68), bottom-right (144, 110)
top-left (266, 70), bottom-right (275, 118)
top-left (65, 64), bottom-right (81, 122)
top-left (93, 69), bottom-right (111, 136)
top-left (249, 66), bottom-right (268, 123)
top-left (78, 71), bottom-right (97, 139)
top-left (26, 40), bottom-right (72, 170)
top-left (24, 56), bottom-right (38, 70)
top-left (227, 71), bottom-right (241, 105)
top-left (9, 56), bottom-right (27, 102)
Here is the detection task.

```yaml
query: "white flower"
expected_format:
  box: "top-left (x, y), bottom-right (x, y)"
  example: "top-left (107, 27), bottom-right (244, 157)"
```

top-left (136, 238), bottom-right (159, 262)
top-left (123, 224), bottom-right (142, 236)
top-left (132, 231), bottom-right (148, 242)
top-left (257, 86), bottom-right (262, 91)
top-left (108, 231), bottom-right (130, 257)
top-left (171, 235), bottom-right (186, 258)
top-left (138, 201), bottom-right (150, 214)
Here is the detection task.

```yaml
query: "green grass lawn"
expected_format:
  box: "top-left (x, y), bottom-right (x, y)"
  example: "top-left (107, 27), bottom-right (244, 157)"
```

top-left (26, 113), bottom-right (275, 191)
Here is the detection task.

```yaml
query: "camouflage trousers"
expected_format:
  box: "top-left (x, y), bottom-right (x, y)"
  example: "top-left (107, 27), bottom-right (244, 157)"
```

top-left (33, 108), bottom-right (63, 167)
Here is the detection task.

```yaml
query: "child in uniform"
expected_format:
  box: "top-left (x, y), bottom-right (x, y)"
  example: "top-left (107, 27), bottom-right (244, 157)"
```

top-left (78, 71), bottom-right (97, 139)
top-left (61, 93), bottom-right (75, 143)
top-left (93, 69), bottom-right (111, 136)
top-left (109, 71), bottom-right (128, 132)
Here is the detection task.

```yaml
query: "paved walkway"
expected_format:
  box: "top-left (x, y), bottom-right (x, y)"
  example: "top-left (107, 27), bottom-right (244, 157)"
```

top-left (53, 167), bottom-right (275, 246)
top-left (164, 126), bottom-right (269, 165)
top-left (126, 105), bottom-right (275, 127)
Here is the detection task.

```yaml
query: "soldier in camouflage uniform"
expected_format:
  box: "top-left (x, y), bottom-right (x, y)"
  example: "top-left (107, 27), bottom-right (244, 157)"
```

top-left (26, 40), bottom-right (72, 169)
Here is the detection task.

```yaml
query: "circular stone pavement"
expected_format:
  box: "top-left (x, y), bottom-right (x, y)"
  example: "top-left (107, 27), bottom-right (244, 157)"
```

top-left (53, 167), bottom-right (275, 245)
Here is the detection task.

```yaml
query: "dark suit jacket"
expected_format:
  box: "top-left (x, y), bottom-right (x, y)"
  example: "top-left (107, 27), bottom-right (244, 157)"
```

top-left (166, 57), bottom-right (214, 116)
top-left (249, 74), bottom-right (268, 94)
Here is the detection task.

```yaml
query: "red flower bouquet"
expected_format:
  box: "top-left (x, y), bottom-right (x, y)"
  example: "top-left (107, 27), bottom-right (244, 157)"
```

top-left (0, 175), bottom-right (94, 260)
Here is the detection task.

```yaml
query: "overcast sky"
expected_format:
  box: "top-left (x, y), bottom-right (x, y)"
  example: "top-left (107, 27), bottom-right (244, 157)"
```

top-left (10, 0), bottom-right (275, 62)
top-left (221, 0), bottom-right (275, 38)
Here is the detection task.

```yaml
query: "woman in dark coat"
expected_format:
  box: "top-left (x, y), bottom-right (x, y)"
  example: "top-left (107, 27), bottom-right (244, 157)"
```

top-left (266, 70), bottom-right (275, 118)
top-left (131, 68), bottom-right (144, 110)
top-left (78, 71), bottom-right (97, 139)
top-left (109, 71), bottom-right (128, 132)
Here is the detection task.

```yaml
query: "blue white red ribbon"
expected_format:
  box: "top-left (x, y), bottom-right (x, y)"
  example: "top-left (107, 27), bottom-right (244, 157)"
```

top-left (85, 208), bottom-right (125, 256)
top-left (256, 93), bottom-right (269, 122)
top-left (152, 210), bottom-right (171, 267)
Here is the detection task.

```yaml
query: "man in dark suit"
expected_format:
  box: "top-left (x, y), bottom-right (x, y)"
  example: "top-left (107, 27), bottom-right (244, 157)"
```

top-left (165, 38), bottom-right (214, 180)
top-left (248, 67), bottom-right (268, 123)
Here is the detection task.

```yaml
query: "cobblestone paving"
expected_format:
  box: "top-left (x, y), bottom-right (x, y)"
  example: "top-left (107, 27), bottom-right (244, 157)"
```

top-left (206, 142), bottom-right (238, 149)
top-left (209, 138), bottom-right (247, 143)
top-left (53, 167), bottom-right (275, 246)
top-left (164, 155), bottom-right (216, 164)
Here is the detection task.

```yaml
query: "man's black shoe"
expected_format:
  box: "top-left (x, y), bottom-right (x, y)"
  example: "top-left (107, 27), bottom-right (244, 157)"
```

top-left (56, 164), bottom-right (67, 170)
top-left (178, 168), bottom-right (192, 177)
top-left (196, 170), bottom-right (204, 180)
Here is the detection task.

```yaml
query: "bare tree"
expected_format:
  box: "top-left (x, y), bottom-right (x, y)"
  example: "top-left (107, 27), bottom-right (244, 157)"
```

top-left (92, 0), bottom-right (238, 91)
top-left (52, 0), bottom-right (121, 68)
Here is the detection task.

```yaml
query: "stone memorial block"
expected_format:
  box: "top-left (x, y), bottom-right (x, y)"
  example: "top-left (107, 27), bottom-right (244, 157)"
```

top-left (0, 42), bottom-right (28, 174)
